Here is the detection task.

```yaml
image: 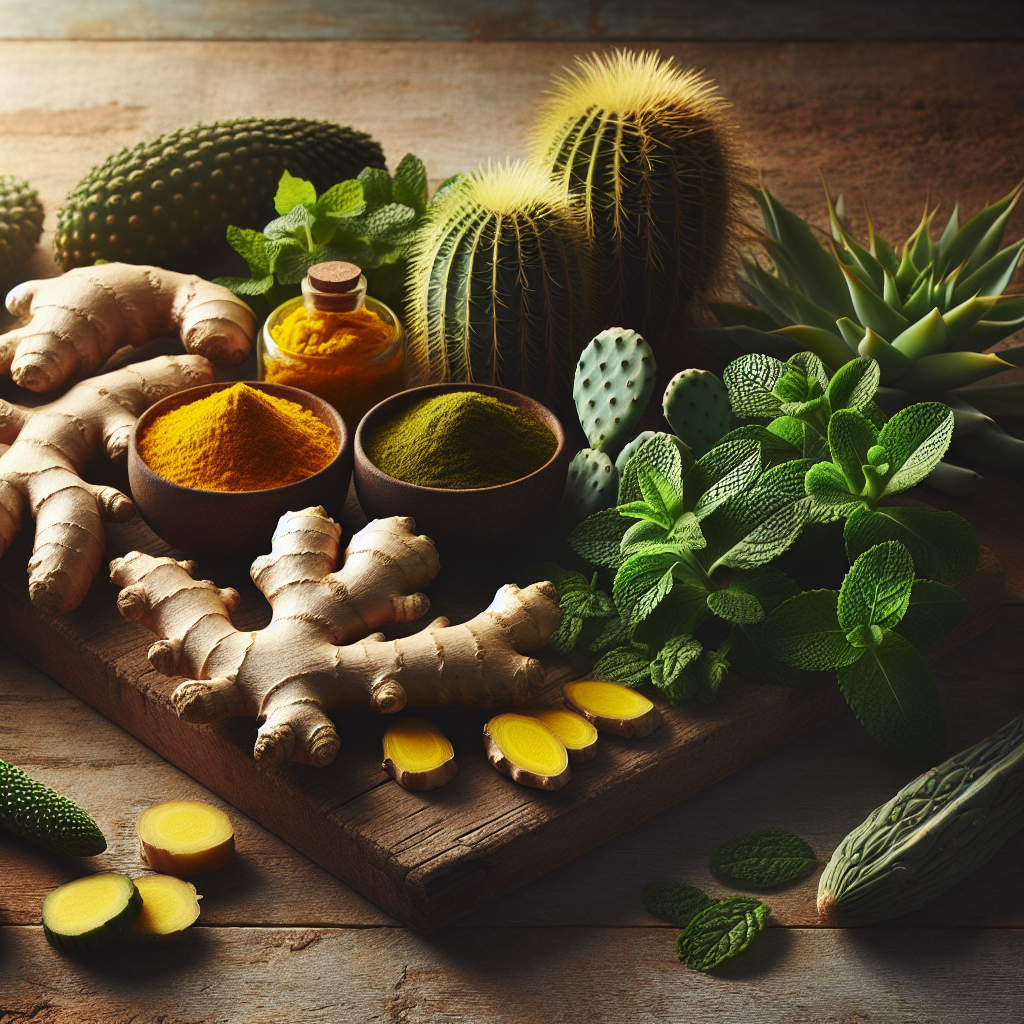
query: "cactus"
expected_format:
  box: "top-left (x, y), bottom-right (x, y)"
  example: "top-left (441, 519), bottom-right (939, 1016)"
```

top-left (573, 328), bottom-right (657, 457)
top-left (662, 368), bottom-right (732, 457)
top-left (531, 50), bottom-right (736, 370)
top-left (561, 449), bottom-right (619, 525)
top-left (697, 183), bottom-right (1024, 487)
top-left (615, 430), bottom-right (658, 475)
top-left (406, 161), bottom-right (596, 409)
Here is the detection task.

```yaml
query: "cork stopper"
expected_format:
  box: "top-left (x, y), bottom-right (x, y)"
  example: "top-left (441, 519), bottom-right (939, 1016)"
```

top-left (308, 262), bottom-right (362, 294)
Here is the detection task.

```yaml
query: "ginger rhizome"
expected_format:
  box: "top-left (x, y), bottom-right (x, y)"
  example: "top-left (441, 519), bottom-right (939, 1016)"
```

top-left (562, 680), bottom-right (662, 738)
top-left (519, 705), bottom-right (598, 762)
top-left (484, 713), bottom-right (571, 791)
top-left (0, 354), bottom-right (215, 613)
top-left (2, 263), bottom-right (254, 392)
top-left (130, 875), bottom-right (202, 940)
top-left (382, 717), bottom-right (458, 791)
top-left (136, 800), bottom-right (235, 877)
top-left (110, 507), bottom-right (561, 767)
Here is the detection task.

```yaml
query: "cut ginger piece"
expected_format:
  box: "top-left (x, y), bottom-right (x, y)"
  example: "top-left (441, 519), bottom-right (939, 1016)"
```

top-left (483, 713), bottom-right (570, 791)
top-left (562, 680), bottom-right (661, 738)
top-left (518, 705), bottom-right (598, 762)
top-left (382, 717), bottom-right (457, 791)
top-left (130, 874), bottom-right (201, 941)
top-left (136, 800), bottom-right (235, 878)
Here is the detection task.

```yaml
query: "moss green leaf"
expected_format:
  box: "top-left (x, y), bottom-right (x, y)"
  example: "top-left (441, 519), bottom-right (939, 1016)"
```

top-left (707, 586), bottom-right (764, 624)
top-left (613, 551), bottom-right (682, 629)
top-left (876, 403), bottom-right (955, 495)
top-left (649, 636), bottom-right (703, 704)
top-left (710, 830), bottom-right (817, 889)
top-left (828, 408), bottom-right (879, 494)
top-left (762, 590), bottom-right (861, 671)
top-left (593, 645), bottom-right (652, 688)
top-left (391, 153), bottom-right (428, 216)
top-left (568, 508), bottom-right (631, 570)
top-left (805, 461), bottom-right (863, 521)
top-left (643, 882), bottom-right (717, 928)
top-left (837, 541), bottom-right (914, 631)
top-left (315, 179), bottom-right (364, 218)
top-left (689, 440), bottom-right (764, 519)
top-left (677, 896), bottom-right (770, 972)
top-left (273, 169), bottom-right (317, 215)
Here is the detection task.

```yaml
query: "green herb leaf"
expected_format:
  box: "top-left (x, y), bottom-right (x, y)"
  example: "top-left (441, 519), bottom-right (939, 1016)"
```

top-left (274, 169), bottom-right (317, 215)
top-left (723, 353), bottom-right (786, 418)
top-left (613, 550), bottom-right (682, 629)
top-left (621, 518), bottom-right (672, 556)
top-left (761, 590), bottom-right (861, 671)
top-left (618, 433), bottom-right (690, 504)
top-left (837, 628), bottom-right (947, 764)
top-left (805, 461), bottom-right (863, 521)
top-left (569, 509), bottom-right (631, 570)
top-left (707, 586), bottom-right (764, 624)
top-left (213, 272), bottom-right (275, 297)
top-left (689, 440), bottom-right (763, 519)
top-left (876, 402), bottom-right (955, 495)
top-left (709, 830), bottom-right (817, 889)
top-left (265, 202), bottom-right (316, 243)
top-left (719, 424), bottom-right (803, 467)
top-left (593, 645), bottom-right (652, 688)
top-left (895, 579), bottom-right (969, 648)
top-left (649, 636), bottom-right (702, 703)
top-left (694, 642), bottom-right (731, 703)
top-left (588, 616), bottom-right (630, 656)
top-left (837, 540), bottom-right (914, 630)
top-left (225, 224), bottom-right (273, 275)
top-left (643, 882), bottom-right (717, 928)
top-left (315, 179), bottom-right (364, 218)
top-left (357, 165), bottom-right (392, 207)
top-left (843, 506), bottom-right (978, 583)
top-left (638, 464), bottom-right (685, 524)
top-left (677, 896), bottom-right (770, 971)
top-left (827, 408), bottom-right (879, 494)
top-left (826, 356), bottom-right (880, 414)
top-left (630, 581), bottom-right (714, 651)
top-left (666, 511), bottom-right (706, 549)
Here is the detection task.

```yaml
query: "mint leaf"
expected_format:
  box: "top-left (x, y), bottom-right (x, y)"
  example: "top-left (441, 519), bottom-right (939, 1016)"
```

top-left (631, 581), bottom-right (713, 651)
top-left (762, 590), bottom-right (861, 671)
top-left (895, 580), bottom-right (969, 648)
top-left (667, 511), bottom-right (706, 549)
top-left (805, 461), bottom-right (863, 521)
top-left (643, 883), bottom-right (717, 928)
top-left (843, 506), bottom-right (978, 583)
top-left (649, 636), bottom-right (702, 703)
top-left (613, 550), bottom-right (682, 629)
top-left (689, 440), bottom-right (763, 519)
top-left (723, 352), bottom-right (786, 418)
top-left (677, 897), bottom-right (770, 971)
top-left (316, 179), bottom-right (364, 218)
top-left (877, 402), bottom-right (955, 495)
top-left (569, 508), bottom-right (631, 570)
top-left (357, 165), bottom-right (392, 207)
top-left (391, 153), bottom-right (428, 216)
top-left (719, 424), bottom-right (802, 468)
top-left (265, 202), bottom-right (316, 243)
top-left (826, 356), bottom-right (880, 414)
top-left (621, 518), bottom-right (671, 556)
top-left (694, 642), bottom-right (731, 703)
top-left (619, 433), bottom-right (690, 504)
top-left (837, 540), bottom-right (914, 630)
top-left (593, 645), bottom-right (652, 688)
top-left (638, 463), bottom-right (685, 524)
top-left (710, 830), bottom-right (817, 889)
top-left (707, 586), bottom-right (763, 624)
top-left (589, 616), bottom-right (630, 656)
top-left (838, 628), bottom-right (947, 764)
top-left (274, 169), bottom-right (317, 215)
top-left (225, 224), bottom-right (273, 275)
top-left (214, 273), bottom-right (274, 297)
top-left (827, 408), bottom-right (879, 495)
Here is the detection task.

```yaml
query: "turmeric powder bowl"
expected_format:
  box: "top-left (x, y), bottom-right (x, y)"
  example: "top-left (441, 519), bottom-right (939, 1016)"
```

top-left (353, 384), bottom-right (568, 551)
top-left (128, 381), bottom-right (352, 557)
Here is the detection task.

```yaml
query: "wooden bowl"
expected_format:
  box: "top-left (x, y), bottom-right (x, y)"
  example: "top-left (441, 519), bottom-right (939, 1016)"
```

top-left (128, 381), bottom-right (352, 557)
top-left (353, 383), bottom-right (569, 551)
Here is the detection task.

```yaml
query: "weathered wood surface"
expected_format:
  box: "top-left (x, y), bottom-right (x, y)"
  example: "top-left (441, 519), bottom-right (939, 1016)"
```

top-left (0, 1), bottom-right (1020, 42)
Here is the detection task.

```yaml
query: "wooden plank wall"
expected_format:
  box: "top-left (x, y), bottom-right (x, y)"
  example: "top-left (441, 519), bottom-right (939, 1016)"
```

top-left (0, 1), bottom-right (1020, 41)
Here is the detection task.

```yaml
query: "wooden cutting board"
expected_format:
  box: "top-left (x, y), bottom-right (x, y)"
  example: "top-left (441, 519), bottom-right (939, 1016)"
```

top-left (0, 510), bottom-right (1003, 932)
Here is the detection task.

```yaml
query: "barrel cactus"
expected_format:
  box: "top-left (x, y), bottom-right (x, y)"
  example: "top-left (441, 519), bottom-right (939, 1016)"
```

top-left (0, 175), bottom-right (43, 279)
top-left (530, 50), bottom-right (736, 371)
top-left (698, 183), bottom-right (1024, 490)
top-left (406, 161), bottom-right (596, 408)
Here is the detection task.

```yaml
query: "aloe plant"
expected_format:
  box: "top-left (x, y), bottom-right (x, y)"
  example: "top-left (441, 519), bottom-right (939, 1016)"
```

top-left (697, 183), bottom-right (1024, 492)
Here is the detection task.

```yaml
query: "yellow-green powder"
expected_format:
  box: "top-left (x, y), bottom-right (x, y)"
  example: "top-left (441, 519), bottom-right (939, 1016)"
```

top-left (367, 392), bottom-right (557, 489)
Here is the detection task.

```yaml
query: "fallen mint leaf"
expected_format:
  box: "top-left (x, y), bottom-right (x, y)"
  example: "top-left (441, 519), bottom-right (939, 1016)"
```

top-left (642, 882), bottom-right (716, 928)
top-left (677, 896), bottom-right (770, 971)
top-left (710, 829), bottom-right (817, 889)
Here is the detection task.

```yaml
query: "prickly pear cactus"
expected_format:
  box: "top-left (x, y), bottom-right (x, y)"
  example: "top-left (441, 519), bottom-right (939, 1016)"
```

top-left (614, 430), bottom-right (658, 475)
top-left (573, 328), bottom-right (656, 457)
top-left (662, 368), bottom-right (732, 457)
top-left (561, 449), bottom-right (619, 526)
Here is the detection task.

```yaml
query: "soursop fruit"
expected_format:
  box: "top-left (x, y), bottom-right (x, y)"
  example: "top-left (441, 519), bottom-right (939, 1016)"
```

top-left (0, 175), bottom-right (44, 278)
top-left (55, 118), bottom-right (385, 270)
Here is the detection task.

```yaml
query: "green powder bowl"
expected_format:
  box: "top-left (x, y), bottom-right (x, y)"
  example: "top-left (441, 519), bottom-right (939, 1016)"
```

top-left (354, 384), bottom-right (568, 551)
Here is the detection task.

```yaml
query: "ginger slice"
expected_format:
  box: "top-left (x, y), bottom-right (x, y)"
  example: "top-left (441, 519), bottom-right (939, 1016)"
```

top-left (382, 717), bottom-right (457, 792)
top-left (136, 800), bottom-right (235, 878)
top-left (130, 874), bottom-right (202, 941)
top-left (562, 680), bottom-right (662, 738)
top-left (483, 713), bottom-right (571, 791)
top-left (41, 873), bottom-right (142, 953)
top-left (518, 705), bottom-right (598, 762)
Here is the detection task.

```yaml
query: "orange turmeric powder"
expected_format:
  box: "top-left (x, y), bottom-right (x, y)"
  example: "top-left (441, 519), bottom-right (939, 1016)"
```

top-left (138, 383), bottom-right (337, 492)
top-left (264, 304), bottom-right (404, 425)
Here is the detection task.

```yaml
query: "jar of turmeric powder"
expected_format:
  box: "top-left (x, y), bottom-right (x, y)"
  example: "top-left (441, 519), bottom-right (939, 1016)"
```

top-left (258, 290), bottom-right (405, 429)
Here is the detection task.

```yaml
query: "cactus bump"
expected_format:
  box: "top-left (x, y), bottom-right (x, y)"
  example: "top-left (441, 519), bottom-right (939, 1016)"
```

top-left (0, 175), bottom-right (43, 279)
top-left (662, 368), bottom-right (732, 457)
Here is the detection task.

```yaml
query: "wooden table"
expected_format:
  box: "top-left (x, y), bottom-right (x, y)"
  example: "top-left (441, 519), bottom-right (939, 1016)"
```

top-left (1, 39), bottom-right (1022, 1022)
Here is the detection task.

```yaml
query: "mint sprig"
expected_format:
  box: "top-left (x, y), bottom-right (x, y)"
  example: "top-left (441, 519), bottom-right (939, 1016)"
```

top-left (677, 896), bottom-right (770, 972)
top-left (709, 830), bottom-right (817, 890)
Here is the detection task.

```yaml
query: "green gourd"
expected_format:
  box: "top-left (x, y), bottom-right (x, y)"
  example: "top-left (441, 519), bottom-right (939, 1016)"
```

top-left (406, 161), bottom-right (596, 409)
top-left (817, 716), bottom-right (1023, 926)
top-left (42, 873), bottom-right (142, 953)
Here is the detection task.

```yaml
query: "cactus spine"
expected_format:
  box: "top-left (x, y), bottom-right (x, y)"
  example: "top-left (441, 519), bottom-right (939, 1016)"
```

top-left (406, 162), bottom-right (596, 408)
top-left (530, 50), bottom-right (736, 369)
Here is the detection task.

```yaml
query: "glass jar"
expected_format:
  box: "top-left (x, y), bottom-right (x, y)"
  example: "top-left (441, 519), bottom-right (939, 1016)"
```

top-left (258, 294), bottom-right (405, 430)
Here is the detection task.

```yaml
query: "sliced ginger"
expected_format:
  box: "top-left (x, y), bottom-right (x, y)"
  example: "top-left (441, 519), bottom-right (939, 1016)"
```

top-left (562, 680), bottom-right (662, 738)
top-left (519, 705), bottom-right (598, 762)
top-left (484, 713), bottom-right (570, 791)
top-left (41, 872), bottom-right (142, 953)
top-left (130, 874), bottom-right (201, 940)
top-left (382, 717), bottom-right (457, 791)
top-left (136, 800), bottom-right (235, 878)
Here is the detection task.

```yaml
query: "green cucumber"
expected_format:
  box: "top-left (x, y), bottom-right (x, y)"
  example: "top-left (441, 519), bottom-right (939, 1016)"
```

top-left (42, 873), bottom-right (142, 953)
top-left (818, 716), bottom-right (1023, 925)
top-left (0, 758), bottom-right (106, 856)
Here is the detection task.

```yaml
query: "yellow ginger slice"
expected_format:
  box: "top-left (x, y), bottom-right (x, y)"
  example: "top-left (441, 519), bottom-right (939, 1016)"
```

top-left (562, 680), bottom-right (662, 738)
top-left (382, 717), bottom-right (458, 791)
top-left (519, 705), bottom-right (598, 762)
top-left (41, 873), bottom-right (142, 953)
top-left (483, 713), bottom-right (571, 791)
top-left (130, 874), bottom-right (202, 941)
top-left (136, 800), bottom-right (235, 878)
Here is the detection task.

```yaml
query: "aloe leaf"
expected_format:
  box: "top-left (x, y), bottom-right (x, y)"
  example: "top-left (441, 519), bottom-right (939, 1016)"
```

top-left (836, 317), bottom-right (866, 348)
top-left (694, 325), bottom-right (801, 362)
top-left (953, 315), bottom-right (1024, 352)
top-left (744, 260), bottom-right (846, 333)
top-left (908, 205), bottom-right (937, 272)
top-left (826, 191), bottom-right (884, 291)
top-left (856, 329), bottom-right (911, 385)
top-left (772, 326), bottom-right (856, 372)
top-left (890, 307), bottom-right (948, 361)
top-left (894, 237), bottom-right (921, 295)
top-left (762, 589), bottom-right (861, 671)
top-left (895, 579), bottom-right (969, 649)
top-left (924, 460), bottom-right (983, 497)
top-left (843, 265), bottom-right (910, 339)
top-left (961, 198), bottom-right (1019, 279)
top-left (711, 301), bottom-right (782, 331)
top-left (949, 381), bottom-right (1024, 417)
top-left (882, 269), bottom-right (905, 312)
top-left (953, 240), bottom-right (1024, 304)
top-left (941, 294), bottom-right (999, 345)
top-left (937, 203), bottom-right (960, 256)
top-left (837, 629), bottom-right (947, 765)
top-left (843, 506), bottom-right (978, 584)
top-left (828, 408), bottom-right (880, 493)
top-left (981, 294), bottom-right (1024, 323)
top-left (868, 217), bottom-right (900, 275)
top-left (737, 264), bottom-right (799, 327)
top-left (894, 351), bottom-right (1012, 392)
top-left (837, 541), bottom-right (914, 631)
top-left (937, 186), bottom-right (1021, 276)
top-left (952, 423), bottom-right (1024, 471)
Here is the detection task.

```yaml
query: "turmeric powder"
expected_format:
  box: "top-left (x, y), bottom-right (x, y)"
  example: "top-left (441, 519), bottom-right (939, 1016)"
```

top-left (264, 303), bottom-right (403, 425)
top-left (138, 383), bottom-right (337, 492)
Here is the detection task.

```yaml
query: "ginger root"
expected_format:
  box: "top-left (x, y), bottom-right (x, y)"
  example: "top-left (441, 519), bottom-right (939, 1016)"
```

top-left (519, 705), bottom-right (598, 762)
top-left (0, 354), bottom-right (214, 613)
top-left (562, 680), bottom-right (661, 738)
top-left (110, 507), bottom-right (561, 767)
top-left (382, 717), bottom-right (457, 791)
top-left (2, 263), bottom-right (254, 392)
top-left (136, 800), bottom-right (235, 877)
top-left (130, 875), bottom-right (202, 941)
top-left (483, 713), bottom-right (571, 791)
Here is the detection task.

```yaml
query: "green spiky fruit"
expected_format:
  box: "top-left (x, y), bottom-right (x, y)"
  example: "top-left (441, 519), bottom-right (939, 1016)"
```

top-left (0, 758), bottom-right (106, 856)
top-left (55, 118), bottom-right (385, 270)
top-left (573, 328), bottom-right (656, 457)
top-left (663, 368), bottom-right (732, 457)
top-left (699, 183), bottom-right (1024, 484)
top-left (561, 448), bottom-right (618, 526)
top-left (407, 161), bottom-right (596, 407)
top-left (531, 50), bottom-right (735, 368)
top-left (0, 175), bottom-right (44, 278)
